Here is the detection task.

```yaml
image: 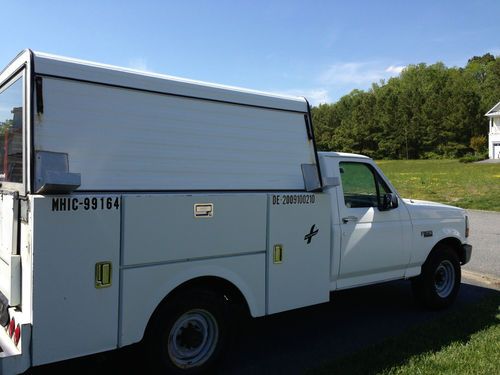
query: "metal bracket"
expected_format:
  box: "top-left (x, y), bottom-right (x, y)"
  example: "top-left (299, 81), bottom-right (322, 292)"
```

top-left (35, 151), bottom-right (81, 193)
top-left (301, 164), bottom-right (322, 192)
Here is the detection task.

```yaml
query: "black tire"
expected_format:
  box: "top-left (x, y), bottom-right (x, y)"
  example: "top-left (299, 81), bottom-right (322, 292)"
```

top-left (411, 245), bottom-right (461, 310)
top-left (146, 289), bottom-right (228, 374)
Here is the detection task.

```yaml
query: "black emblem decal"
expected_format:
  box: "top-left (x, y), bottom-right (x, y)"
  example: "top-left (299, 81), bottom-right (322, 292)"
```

top-left (304, 224), bottom-right (319, 244)
top-left (421, 230), bottom-right (433, 238)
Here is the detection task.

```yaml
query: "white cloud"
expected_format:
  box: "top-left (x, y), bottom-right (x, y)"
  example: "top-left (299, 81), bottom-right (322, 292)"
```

top-left (271, 61), bottom-right (406, 106)
top-left (385, 65), bottom-right (405, 74)
top-left (320, 62), bottom-right (382, 85)
top-left (277, 88), bottom-right (331, 106)
top-left (320, 62), bottom-right (405, 86)
top-left (305, 89), bottom-right (331, 106)
top-left (128, 57), bottom-right (150, 72)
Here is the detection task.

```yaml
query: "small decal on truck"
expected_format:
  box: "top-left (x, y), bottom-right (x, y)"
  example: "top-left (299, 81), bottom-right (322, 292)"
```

top-left (51, 197), bottom-right (120, 212)
top-left (272, 194), bottom-right (316, 205)
top-left (421, 230), bottom-right (433, 238)
top-left (304, 224), bottom-right (319, 244)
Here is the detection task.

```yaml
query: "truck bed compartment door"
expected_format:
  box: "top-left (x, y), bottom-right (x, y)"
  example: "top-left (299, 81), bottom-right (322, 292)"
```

top-left (31, 195), bottom-right (121, 365)
top-left (267, 193), bottom-right (331, 314)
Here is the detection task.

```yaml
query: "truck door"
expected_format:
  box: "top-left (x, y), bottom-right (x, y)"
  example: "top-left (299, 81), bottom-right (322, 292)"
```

top-left (267, 193), bottom-right (331, 314)
top-left (336, 160), bottom-right (411, 289)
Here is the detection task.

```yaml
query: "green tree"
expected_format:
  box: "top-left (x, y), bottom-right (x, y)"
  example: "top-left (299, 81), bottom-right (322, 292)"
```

top-left (470, 135), bottom-right (488, 154)
top-left (312, 53), bottom-right (500, 159)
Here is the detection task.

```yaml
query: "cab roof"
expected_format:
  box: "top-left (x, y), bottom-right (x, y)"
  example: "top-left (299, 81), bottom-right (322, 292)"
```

top-left (318, 151), bottom-right (371, 159)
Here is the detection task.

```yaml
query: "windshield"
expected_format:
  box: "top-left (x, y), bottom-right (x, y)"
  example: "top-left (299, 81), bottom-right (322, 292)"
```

top-left (0, 76), bottom-right (23, 184)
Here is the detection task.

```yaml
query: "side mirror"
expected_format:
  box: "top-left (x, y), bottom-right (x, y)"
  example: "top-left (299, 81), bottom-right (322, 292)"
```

top-left (380, 193), bottom-right (398, 211)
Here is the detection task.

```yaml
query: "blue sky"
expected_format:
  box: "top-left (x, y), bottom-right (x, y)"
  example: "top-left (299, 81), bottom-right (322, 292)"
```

top-left (1, 0), bottom-right (499, 105)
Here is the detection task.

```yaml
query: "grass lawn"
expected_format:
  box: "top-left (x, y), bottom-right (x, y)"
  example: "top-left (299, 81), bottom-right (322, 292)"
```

top-left (308, 293), bottom-right (500, 375)
top-left (376, 160), bottom-right (500, 211)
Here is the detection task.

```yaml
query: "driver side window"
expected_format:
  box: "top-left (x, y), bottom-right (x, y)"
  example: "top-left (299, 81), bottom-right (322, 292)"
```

top-left (339, 162), bottom-right (389, 208)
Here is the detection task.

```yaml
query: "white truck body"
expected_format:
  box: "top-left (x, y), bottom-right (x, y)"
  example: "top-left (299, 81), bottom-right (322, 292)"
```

top-left (0, 51), bottom-right (471, 374)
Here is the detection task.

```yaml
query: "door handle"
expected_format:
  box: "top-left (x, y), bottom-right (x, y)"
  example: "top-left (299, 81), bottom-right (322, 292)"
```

top-left (342, 216), bottom-right (358, 224)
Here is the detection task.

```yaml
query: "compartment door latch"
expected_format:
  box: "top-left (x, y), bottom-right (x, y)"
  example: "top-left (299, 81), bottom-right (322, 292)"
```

top-left (95, 262), bottom-right (112, 288)
top-left (273, 244), bottom-right (283, 264)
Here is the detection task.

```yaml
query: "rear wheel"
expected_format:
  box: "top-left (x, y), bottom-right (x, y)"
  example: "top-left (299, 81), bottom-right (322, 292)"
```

top-left (412, 245), bottom-right (461, 309)
top-left (147, 290), bottom-right (228, 374)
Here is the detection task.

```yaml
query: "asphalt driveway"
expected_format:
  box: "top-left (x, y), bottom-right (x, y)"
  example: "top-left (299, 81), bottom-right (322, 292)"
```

top-left (464, 210), bottom-right (500, 278)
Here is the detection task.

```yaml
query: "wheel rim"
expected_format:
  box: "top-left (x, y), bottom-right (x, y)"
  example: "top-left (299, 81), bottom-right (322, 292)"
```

top-left (168, 309), bottom-right (219, 369)
top-left (434, 260), bottom-right (455, 298)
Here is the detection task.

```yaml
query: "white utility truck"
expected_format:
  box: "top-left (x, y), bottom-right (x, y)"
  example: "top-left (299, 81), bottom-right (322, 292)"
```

top-left (0, 50), bottom-right (471, 374)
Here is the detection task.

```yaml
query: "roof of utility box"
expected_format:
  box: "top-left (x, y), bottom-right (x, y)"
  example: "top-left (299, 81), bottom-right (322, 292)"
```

top-left (32, 51), bottom-right (308, 113)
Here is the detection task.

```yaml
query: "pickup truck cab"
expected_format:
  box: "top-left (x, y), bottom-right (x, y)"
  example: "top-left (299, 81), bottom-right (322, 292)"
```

top-left (318, 152), bottom-right (471, 297)
top-left (0, 51), bottom-right (471, 375)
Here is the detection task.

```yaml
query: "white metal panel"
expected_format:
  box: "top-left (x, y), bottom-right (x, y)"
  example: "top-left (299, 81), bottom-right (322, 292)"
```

top-left (0, 194), bottom-right (15, 265)
top-left (403, 199), bottom-right (466, 266)
top-left (31, 195), bottom-right (121, 366)
top-left (122, 194), bottom-right (267, 266)
top-left (35, 77), bottom-right (315, 191)
top-left (119, 253), bottom-right (266, 346)
top-left (0, 194), bottom-right (21, 305)
top-left (19, 219), bottom-right (33, 325)
top-left (318, 155), bottom-right (343, 288)
top-left (0, 255), bottom-right (20, 306)
top-left (408, 218), bottom-right (463, 267)
top-left (32, 52), bottom-right (307, 113)
top-left (267, 193), bottom-right (331, 314)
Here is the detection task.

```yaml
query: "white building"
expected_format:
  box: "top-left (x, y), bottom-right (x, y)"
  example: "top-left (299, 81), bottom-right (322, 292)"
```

top-left (486, 101), bottom-right (500, 159)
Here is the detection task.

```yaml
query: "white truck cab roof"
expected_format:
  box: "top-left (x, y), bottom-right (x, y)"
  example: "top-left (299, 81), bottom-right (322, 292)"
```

top-left (318, 151), bottom-right (371, 159)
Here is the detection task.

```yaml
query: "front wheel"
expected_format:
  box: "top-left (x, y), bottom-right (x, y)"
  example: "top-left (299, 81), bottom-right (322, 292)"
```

top-left (412, 245), bottom-right (461, 310)
top-left (147, 290), bottom-right (228, 374)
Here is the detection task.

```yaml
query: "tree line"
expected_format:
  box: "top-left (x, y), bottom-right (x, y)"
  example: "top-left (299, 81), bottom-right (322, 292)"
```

top-left (312, 53), bottom-right (500, 159)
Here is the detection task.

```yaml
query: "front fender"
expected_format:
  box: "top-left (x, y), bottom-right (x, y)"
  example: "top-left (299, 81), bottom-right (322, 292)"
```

top-left (407, 218), bottom-right (466, 277)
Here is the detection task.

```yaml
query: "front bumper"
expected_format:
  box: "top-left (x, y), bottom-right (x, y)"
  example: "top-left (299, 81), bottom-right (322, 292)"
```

top-left (0, 323), bottom-right (31, 375)
top-left (461, 244), bottom-right (472, 265)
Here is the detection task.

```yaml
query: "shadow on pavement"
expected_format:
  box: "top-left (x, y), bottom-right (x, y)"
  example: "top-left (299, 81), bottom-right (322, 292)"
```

top-left (306, 285), bottom-right (499, 375)
top-left (26, 280), bottom-right (498, 375)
